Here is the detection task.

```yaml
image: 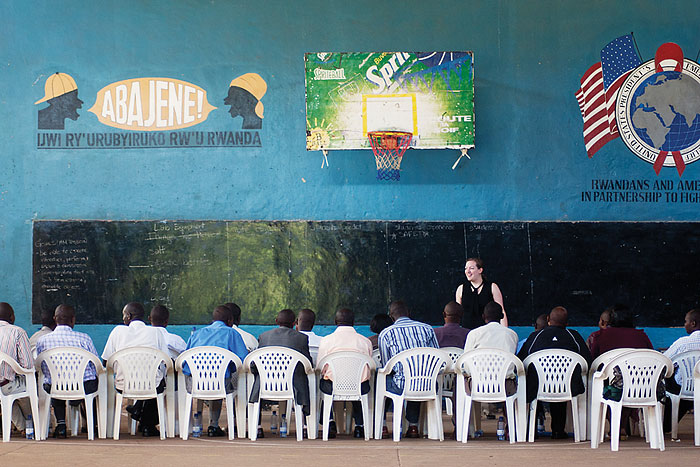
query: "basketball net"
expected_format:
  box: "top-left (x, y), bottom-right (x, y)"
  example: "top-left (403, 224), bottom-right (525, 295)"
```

top-left (367, 131), bottom-right (412, 181)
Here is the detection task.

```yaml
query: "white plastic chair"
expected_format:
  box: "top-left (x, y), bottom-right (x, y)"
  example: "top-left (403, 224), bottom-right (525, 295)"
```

top-left (455, 348), bottom-right (526, 443)
top-left (586, 348), bottom-right (636, 440)
top-left (590, 349), bottom-right (672, 451)
top-left (440, 347), bottom-right (463, 419)
top-left (371, 348), bottom-right (382, 369)
top-left (243, 346), bottom-right (317, 441)
top-left (106, 346), bottom-right (175, 440)
top-left (373, 347), bottom-right (450, 442)
top-left (523, 349), bottom-right (589, 442)
top-left (666, 350), bottom-right (700, 440)
top-left (0, 351), bottom-right (41, 442)
top-left (316, 351), bottom-right (376, 440)
top-left (175, 346), bottom-right (244, 440)
top-left (35, 347), bottom-right (107, 440)
top-left (694, 359), bottom-right (700, 446)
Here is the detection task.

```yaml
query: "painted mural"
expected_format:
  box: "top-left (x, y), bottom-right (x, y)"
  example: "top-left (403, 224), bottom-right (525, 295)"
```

top-left (577, 35), bottom-right (700, 177)
top-left (35, 72), bottom-right (267, 149)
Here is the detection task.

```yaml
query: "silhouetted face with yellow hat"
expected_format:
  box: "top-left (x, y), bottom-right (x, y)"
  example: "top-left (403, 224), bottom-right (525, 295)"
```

top-left (35, 73), bottom-right (83, 130)
top-left (224, 73), bottom-right (267, 130)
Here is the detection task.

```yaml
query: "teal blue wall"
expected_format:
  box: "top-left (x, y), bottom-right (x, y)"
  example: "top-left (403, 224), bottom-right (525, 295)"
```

top-left (3, 1), bottom-right (698, 348)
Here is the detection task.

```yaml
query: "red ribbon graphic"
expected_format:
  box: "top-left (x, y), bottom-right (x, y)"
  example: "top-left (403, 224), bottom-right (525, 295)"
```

top-left (651, 43), bottom-right (686, 176)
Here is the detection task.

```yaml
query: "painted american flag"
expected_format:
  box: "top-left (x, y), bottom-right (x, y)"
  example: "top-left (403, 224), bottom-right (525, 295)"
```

top-left (576, 35), bottom-right (642, 157)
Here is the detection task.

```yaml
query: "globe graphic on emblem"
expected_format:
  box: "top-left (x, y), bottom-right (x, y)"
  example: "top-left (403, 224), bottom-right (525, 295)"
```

top-left (630, 71), bottom-right (700, 152)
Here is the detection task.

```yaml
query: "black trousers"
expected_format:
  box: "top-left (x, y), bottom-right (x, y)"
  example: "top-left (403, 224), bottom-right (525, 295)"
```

top-left (44, 379), bottom-right (98, 423)
top-left (118, 379), bottom-right (166, 428)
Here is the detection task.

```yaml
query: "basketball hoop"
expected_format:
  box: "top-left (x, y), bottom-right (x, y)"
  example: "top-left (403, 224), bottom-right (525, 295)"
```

top-left (367, 131), bottom-right (412, 181)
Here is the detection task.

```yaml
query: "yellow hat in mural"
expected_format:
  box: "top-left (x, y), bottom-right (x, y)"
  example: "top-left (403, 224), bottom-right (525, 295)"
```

top-left (34, 72), bottom-right (78, 105)
top-left (229, 73), bottom-right (267, 119)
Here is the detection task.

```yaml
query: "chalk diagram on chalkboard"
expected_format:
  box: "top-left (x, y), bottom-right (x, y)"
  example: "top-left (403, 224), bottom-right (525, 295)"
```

top-left (32, 220), bottom-right (700, 326)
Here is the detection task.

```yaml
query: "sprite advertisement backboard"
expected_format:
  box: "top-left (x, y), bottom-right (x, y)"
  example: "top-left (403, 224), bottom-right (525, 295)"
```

top-left (305, 52), bottom-right (474, 150)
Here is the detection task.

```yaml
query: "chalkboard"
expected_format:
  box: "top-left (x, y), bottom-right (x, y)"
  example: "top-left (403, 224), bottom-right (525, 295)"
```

top-left (32, 221), bottom-right (700, 326)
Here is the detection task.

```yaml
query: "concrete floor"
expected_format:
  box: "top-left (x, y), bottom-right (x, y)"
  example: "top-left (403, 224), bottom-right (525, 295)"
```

top-left (1, 411), bottom-right (698, 467)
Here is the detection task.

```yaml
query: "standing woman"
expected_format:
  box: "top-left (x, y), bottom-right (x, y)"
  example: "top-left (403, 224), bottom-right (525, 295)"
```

top-left (455, 258), bottom-right (508, 329)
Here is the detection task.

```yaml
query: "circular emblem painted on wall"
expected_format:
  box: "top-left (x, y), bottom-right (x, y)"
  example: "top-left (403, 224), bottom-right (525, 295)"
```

top-left (616, 45), bottom-right (700, 176)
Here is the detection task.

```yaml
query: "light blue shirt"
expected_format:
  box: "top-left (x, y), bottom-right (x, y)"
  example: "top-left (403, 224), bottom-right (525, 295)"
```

top-left (184, 321), bottom-right (249, 376)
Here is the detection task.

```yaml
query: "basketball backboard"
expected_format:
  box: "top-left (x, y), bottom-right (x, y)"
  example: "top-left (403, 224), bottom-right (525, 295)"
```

top-left (305, 52), bottom-right (474, 151)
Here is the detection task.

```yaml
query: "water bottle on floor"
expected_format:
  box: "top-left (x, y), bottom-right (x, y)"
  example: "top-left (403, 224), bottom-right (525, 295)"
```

top-left (497, 416), bottom-right (505, 441)
top-left (280, 414), bottom-right (287, 438)
top-left (193, 412), bottom-right (202, 438)
top-left (270, 410), bottom-right (278, 434)
top-left (25, 415), bottom-right (34, 440)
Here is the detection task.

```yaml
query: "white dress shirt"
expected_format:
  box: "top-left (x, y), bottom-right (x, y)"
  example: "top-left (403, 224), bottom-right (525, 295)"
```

top-left (232, 324), bottom-right (258, 352)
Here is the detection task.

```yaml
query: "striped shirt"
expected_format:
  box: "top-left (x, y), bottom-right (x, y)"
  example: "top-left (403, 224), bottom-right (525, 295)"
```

top-left (0, 320), bottom-right (34, 384)
top-left (663, 330), bottom-right (700, 385)
top-left (36, 325), bottom-right (99, 384)
top-left (378, 317), bottom-right (439, 388)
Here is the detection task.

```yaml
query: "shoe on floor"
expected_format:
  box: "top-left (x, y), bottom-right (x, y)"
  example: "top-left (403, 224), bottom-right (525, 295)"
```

top-left (141, 425), bottom-right (160, 437)
top-left (125, 404), bottom-right (142, 421)
top-left (353, 426), bottom-right (364, 439)
top-left (328, 421), bottom-right (337, 439)
top-left (256, 427), bottom-right (265, 438)
top-left (208, 426), bottom-right (226, 437)
top-left (381, 426), bottom-right (390, 439)
top-left (551, 431), bottom-right (569, 440)
top-left (53, 423), bottom-right (67, 439)
top-left (404, 426), bottom-right (420, 438)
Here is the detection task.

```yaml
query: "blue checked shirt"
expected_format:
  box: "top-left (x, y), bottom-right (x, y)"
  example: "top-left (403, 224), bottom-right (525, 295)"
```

top-left (378, 317), bottom-right (439, 389)
top-left (36, 325), bottom-right (100, 384)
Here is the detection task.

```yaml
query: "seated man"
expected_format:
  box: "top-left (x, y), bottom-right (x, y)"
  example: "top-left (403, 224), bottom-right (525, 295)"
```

top-left (434, 301), bottom-right (470, 348)
top-left (101, 302), bottom-right (169, 437)
top-left (149, 305), bottom-right (186, 361)
top-left (36, 304), bottom-right (100, 438)
top-left (368, 313), bottom-right (393, 350)
top-left (378, 300), bottom-right (439, 438)
top-left (663, 308), bottom-right (700, 433)
top-left (589, 305), bottom-right (654, 437)
top-left (295, 308), bottom-right (322, 363)
top-left (0, 302), bottom-right (34, 433)
top-left (224, 302), bottom-right (258, 352)
top-left (517, 313), bottom-right (548, 353)
top-left (29, 309), bottom-right (56, 358)
top-left (585, 307), bottom-right (611, 350)
top-left (464, 301), bottom-right (519, 353)
top-left (252, 309), bottom-right (313, 438)
top-left (185, 305), bottom-right (248, 437)
top-left (462, 301), bottom-right (519, 434)
top-left (316, 308), bottom-right (373, 439)
top-left (517, 306), bottom-right (591, 440)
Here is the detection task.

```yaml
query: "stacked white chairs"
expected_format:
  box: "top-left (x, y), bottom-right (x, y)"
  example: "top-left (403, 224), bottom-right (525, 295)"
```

top-left (316, 351), bottom-right (376, 440)
top-left (694, 359), bottom-right (700, 446)
top-left (523, 349), bottom-right (588, 442)
top-left (175, 346), bottom-right (245, 440)
top-left (374, 347), bottom-right (450, 442)
top-left (0, 351), bottom-right (42, 442)
top-left (590, 349), bottom-right (672, 451)
top-left (106, 346), bottom-right (175, 440)
top-left (666, 350), bottom-right (700, 440)
top-left (455, 348), bottom-right (526, 443)
top-left (35, 347), bottom-right (107, 440)
top-left (244, 346), bottom-right (317, 441)
top-left (586, 348), bottom-right (636, 440)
